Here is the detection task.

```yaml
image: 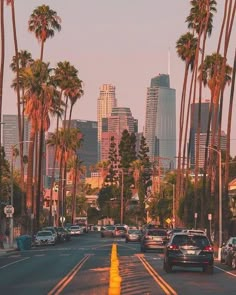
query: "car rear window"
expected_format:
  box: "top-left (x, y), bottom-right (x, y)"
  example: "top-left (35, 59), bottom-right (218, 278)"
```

top-left (172, 234), bottom-right (210, 248)
top-left (148, 230), bottom-right (167, 236)
top-left (106, 226), bottom-right (115, 230)
top-left (116, 226), bottom-right (126, 231)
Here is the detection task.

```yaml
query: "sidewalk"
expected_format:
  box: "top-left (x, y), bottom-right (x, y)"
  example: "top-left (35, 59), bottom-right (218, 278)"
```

top-left (0, 240), bottom-right (18, 256)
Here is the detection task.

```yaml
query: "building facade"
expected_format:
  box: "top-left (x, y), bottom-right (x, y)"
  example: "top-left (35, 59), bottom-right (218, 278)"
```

top-left (101, 107), bottom-right (137, 161)
top-left (97, 84), bottom-right (117, 161)
top-left (2, 114), bottom-right (30, 170)
top-left (144, 74), bottom-right (176, 165)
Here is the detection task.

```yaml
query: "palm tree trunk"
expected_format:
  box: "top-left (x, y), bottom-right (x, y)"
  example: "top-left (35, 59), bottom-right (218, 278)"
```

top-left (0, 0), bottom-right (5, 216)
top-left (26, 130), bottom-right (35, 218)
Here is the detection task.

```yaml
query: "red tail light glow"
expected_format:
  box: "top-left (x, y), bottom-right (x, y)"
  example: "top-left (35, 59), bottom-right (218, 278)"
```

top-left (203, 245), bottom-right (213, 252)
top-left (168, 244), bottom-right (179, 250)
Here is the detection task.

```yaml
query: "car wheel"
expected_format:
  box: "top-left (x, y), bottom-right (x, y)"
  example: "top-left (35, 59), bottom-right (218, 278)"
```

top-left (231, 257), bottom-right (236, 270)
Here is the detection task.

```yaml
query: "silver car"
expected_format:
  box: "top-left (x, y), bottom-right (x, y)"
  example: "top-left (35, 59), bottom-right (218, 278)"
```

top-left (34, 230), bottom-right (56, 246)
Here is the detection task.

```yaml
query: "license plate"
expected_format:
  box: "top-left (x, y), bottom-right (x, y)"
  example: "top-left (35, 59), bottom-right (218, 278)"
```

top-left (187, 250), bottom-right (195, 255)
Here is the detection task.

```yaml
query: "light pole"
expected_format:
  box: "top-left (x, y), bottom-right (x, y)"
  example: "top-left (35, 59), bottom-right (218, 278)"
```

top-left (172, 184), bottom-right (175, 228)
top-left (201, 145), bottom-right (222, 260)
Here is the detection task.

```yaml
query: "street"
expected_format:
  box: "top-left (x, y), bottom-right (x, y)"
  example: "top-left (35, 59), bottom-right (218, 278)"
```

top-left (0, 232), bottom-right (236, 295)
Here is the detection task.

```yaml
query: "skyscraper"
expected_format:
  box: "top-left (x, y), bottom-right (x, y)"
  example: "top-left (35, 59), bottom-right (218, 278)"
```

top-left (97, 84), bottom-right (117, 161)
top-left (144, 74), bottom-right (176, 165)
top-left (2, 114), bottom-right (30, 170)
top-left (101, 107), bottom-right (137, 161)
top-left (190, 100), bottom-right (212, 166)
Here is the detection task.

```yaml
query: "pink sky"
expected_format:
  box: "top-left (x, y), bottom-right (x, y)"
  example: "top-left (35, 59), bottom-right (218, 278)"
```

top-left (2, 0), bottom-right (236, 155)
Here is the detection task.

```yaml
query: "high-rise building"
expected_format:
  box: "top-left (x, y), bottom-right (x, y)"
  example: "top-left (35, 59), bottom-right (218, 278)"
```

top-left (189, 100), bottom-right (214, 165)
top-left (196, 131), bottom-right (227, 169)
top-left (97, 84), bottom-right (117, 161)
top-left (2, 114), bottom-right (30, 170)
top-left (101, 107), bottom-right (137, 161)
top-left (144, 74), bottom-right (176, 166)
top-left (64, 119), bottom-right (98, 175)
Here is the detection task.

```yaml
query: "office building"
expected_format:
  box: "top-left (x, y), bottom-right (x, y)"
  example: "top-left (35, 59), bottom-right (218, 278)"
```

top-left (144, 74), bottom-right (176, 166)
top-left (101, 107), bottom-right (137, 161)
top-left (97, 84), bottom-right (117, 161)
top-left (2, 114), bottom-right (30, 170)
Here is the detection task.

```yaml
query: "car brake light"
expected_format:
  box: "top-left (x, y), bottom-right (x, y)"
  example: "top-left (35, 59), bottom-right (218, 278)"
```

top-left (168, 244), bottom-right (179, 250)
top-left (203, 245), bottom-right (213, 252)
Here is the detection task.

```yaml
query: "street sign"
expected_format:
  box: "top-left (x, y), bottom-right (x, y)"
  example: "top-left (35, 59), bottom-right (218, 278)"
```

top-left (208, 213), bottom-right (212, 221)
top-left (60, 216), bottom-right (65, 222)
top-left (4, 205), bottom-right (14, 215)
top-left (166, 218), bottom-right (171, 224)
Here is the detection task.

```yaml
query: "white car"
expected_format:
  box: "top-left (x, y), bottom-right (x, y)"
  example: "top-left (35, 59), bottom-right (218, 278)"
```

top-left (34, 230), bottom-right (56, 246)
top-left (70, 225), bottom-right (82, 236)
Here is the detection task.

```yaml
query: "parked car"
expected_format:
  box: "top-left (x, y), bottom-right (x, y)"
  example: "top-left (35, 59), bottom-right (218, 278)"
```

top-left (42, 227), bottom-right (59, 243)
top-left (125, 229), bottom-right (142, 243)
top-left (221, 236), bottom-right (236, 266)
top-left (100, 225), bottom-right (116, 238)
top-left (163, 232), bottom-right (214, 274)
top-left (140, 228), bottom-right (168, 252)
top-left (34, 230), bottom-right (56, 246)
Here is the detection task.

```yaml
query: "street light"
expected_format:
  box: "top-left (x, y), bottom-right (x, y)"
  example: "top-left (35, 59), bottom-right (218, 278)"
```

top-left (10, 140), bottom-right (32, 247)
top-left (120, 169), bottom-right (124, 225)
top-left (200, 145), bottom-right (222, 260)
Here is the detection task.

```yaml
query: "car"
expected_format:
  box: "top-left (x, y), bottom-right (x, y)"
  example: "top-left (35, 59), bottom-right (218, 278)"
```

top-left (140, 228), bottom-right (168, 252)
top-left (125, 229), bottom-right (142, 243)
top-left (57, 227), bottom-right (71, 241)
top-left (163, 232), bottom-right (214, 274)
top-left (182, 229), bottom-right (206, 235)
top-left (34, 230), bottom-right (56, 246)
top-left (221, 236), bottom-right (236, 266)
top-left (113, 225), bottom-right (127, 238)
top-left (100, 225), bottom-right (116, 238)
top-left (70, 225), bottom-right (82, 236)
top-left (42, 226), bottom-right (59, 242)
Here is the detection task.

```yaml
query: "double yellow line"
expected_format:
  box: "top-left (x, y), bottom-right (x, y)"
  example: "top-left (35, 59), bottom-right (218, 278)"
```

top-left (48, 254), bottom-right (91, 295)
top-left (137, 254), bottom-right (177, 295)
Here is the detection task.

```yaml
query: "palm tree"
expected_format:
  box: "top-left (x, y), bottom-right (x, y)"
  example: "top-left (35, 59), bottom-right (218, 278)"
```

top-left (186, 0), bottom-right (217, 218)
top-left (28, 4), bottom-right (61, 61)
top-left (175, 32), bottom-right (197, 221)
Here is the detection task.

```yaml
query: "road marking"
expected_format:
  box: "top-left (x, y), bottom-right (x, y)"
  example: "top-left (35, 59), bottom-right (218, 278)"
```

top-left (0, 257), bottom-right (30, 269)
top-left (48, 254), bottom-right (91, 295)
top-left (214, 265), bottom-right (236, 277)
top-left (137, 254), bottom-right (177, 295)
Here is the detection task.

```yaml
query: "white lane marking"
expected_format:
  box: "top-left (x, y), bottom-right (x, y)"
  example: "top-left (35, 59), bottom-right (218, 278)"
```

top-left (0, 257), bottom-right (30, 269)
top-left (215, 265), bottom-right (236, 277)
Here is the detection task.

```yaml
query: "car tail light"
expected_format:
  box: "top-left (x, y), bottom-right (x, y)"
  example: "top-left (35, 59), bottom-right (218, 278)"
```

top-left (203, 245), bottom-right (213, 252)
top-left (168, 244), bottom-right (179, 250)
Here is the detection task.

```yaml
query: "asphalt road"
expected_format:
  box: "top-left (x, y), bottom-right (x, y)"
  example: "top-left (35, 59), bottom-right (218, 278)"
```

top-left (0, 232), bottom-right (236, 295)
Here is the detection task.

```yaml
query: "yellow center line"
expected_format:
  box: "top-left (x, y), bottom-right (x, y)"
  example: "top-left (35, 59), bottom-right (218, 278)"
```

top-left (48, 254), bottom-right (91, 295)
top-left (137, 254), bottom-right (178, 295)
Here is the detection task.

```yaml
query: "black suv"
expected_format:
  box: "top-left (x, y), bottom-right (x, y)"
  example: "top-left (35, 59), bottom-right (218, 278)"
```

top-left (163, 232), bottom-right (214, 274)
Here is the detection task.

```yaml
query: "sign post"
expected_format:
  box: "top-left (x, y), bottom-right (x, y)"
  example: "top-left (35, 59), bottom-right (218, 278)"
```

top-left (194, 212), bottom-right (198, 229)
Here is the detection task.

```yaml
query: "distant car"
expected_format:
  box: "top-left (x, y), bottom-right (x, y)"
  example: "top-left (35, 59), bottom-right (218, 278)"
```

top-left (140, 228), bottom-right (168, 252)
top-left (42, 227), bottom-right (59, 242)
top-left (221, 236), bottom-right (236, 266)
top-left (125, 229), bottom-right (142, 243)
top-left (57, 227), bottom-right (71, 241)
top-left (70, 225), bottom-right (82, 236)
top-left (100, 225), bottom-right (116, 238)
top-left (163, 232), bottom-right (214, 274)
top-left (34, 230), bottom-right (56, 246)
top-left (113, 226), bottom-right (127, 238)
top-left (182, 229), bottom-right (206, 235)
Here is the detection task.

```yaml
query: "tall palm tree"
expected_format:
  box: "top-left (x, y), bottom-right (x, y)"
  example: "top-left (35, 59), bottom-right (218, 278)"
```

top-left (186, 0), bottom-right (217, 218)
top-left (28, 4), bottom-right (61, 61)
top-left (175, 32), bottom-right (197, 223)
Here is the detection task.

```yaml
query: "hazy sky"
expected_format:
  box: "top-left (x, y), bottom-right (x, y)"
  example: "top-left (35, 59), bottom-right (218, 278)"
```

top-left (2, 0), bottom-right (236, 155)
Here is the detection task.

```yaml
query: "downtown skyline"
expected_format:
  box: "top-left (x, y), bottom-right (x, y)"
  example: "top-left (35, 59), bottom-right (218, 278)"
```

top-left (1, 0), bottom-right (236, 155)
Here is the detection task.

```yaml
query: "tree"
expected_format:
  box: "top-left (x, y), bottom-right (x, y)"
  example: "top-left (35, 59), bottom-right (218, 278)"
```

top-left (28, 4), bottom-right (61, 61)
top-left (105, 136), bottom-right (119, 186)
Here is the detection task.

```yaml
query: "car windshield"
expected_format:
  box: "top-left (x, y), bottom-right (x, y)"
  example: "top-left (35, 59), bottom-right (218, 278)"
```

top-left (173, 235), bottom-right (210, 248)
top-left (37, 231), bottom-right (52, 236)
top-left (71, 226), bottom-right (80, 229)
